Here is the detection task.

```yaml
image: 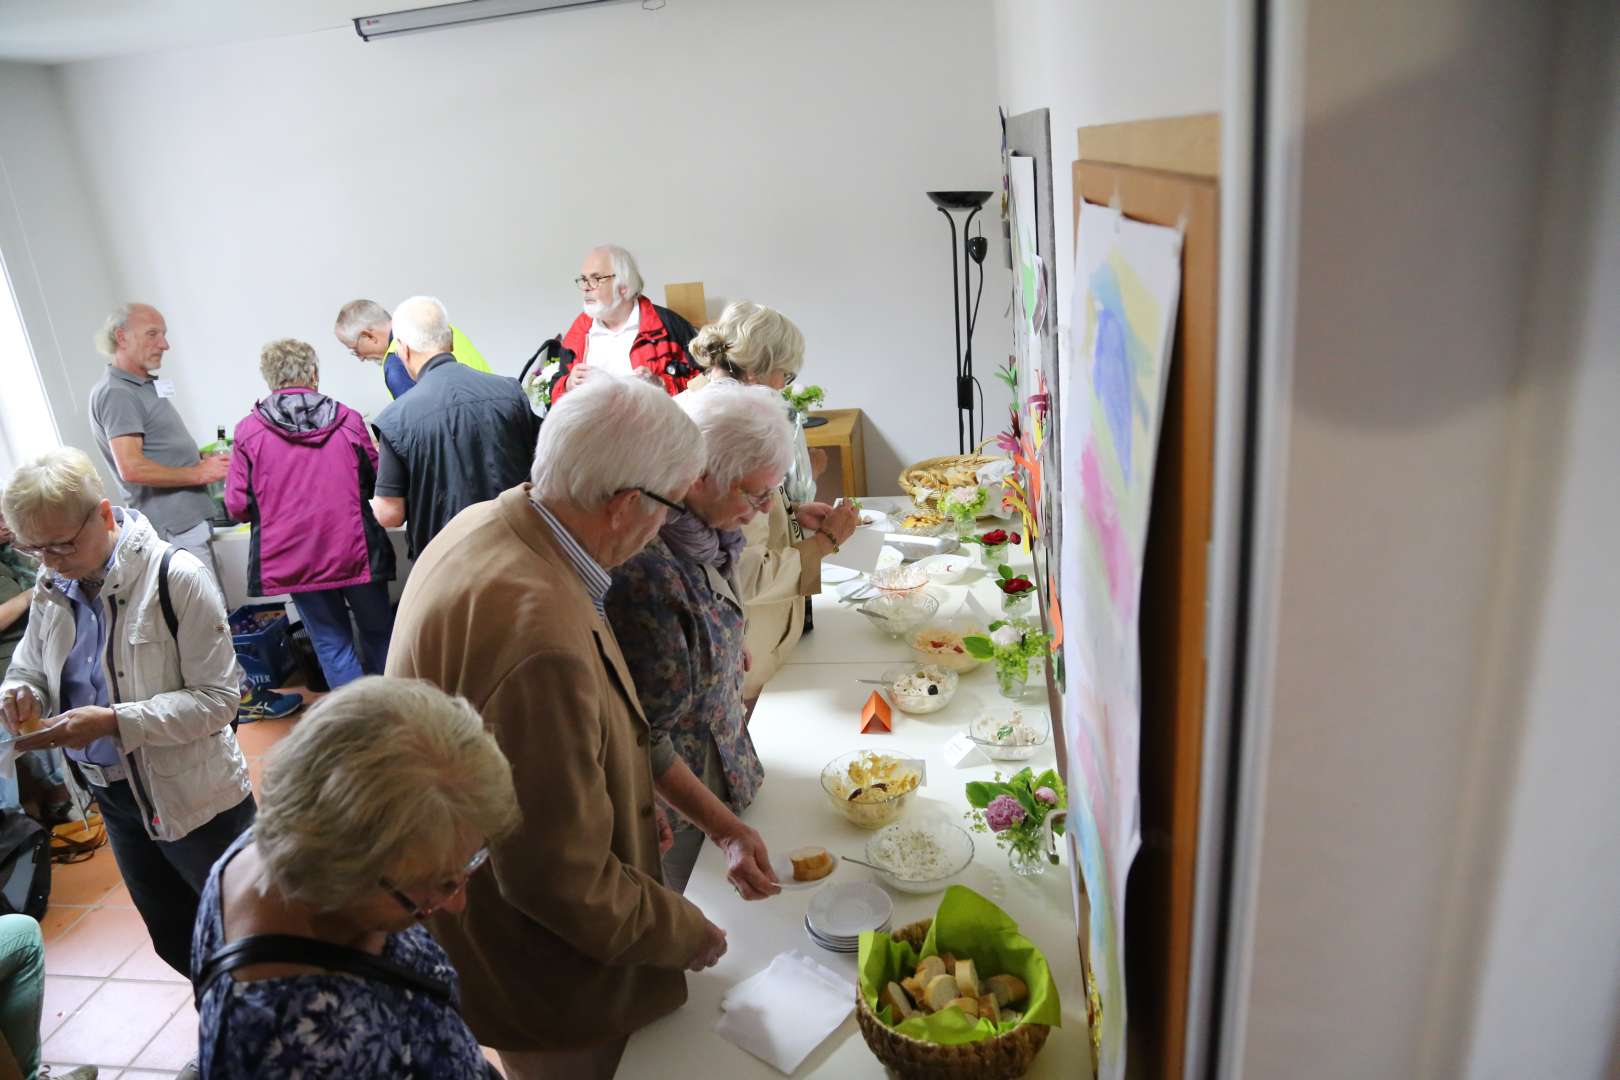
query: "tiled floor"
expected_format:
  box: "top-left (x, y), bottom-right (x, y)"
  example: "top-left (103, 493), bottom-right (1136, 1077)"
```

top-left (35, 714), bottom-right (306, 1079)
top-left (34, 704), bottom-right (509, 1079)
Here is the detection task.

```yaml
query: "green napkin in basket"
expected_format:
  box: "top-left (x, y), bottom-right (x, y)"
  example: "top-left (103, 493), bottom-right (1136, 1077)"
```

top-left (857, 884), bottom-right (1062, 1044)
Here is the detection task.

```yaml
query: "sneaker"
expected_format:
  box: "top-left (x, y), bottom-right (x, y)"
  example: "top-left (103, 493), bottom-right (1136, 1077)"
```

top-left (40, 1065), bottom-right (98, 1079)
top-left (238, 687), bottom-right (302, 722)
top-left (176, 1059), bottom-right (201, 1080)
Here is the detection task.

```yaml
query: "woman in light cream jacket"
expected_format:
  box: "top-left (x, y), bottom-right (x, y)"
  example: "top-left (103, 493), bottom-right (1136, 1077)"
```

top-left (684, 302), bottom-right (859, 701)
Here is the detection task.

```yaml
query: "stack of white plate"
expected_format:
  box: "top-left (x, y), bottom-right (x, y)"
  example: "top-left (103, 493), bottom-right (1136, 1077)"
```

top-left (804, 882), bottom-right (894, 954)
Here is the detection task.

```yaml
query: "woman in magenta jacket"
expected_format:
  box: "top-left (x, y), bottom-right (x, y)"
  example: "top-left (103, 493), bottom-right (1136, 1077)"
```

top-left (225, 339), bottom-right (396, 688)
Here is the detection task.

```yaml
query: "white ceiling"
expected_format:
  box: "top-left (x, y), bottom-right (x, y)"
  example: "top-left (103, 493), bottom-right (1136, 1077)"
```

top-left (0, 0), bottom-right (472, 64)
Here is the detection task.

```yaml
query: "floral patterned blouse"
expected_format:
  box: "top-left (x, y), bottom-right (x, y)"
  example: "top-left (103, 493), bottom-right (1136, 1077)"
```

top-left (193, 830), bottom-right (492, 1079)
top-left (606, 536), bottom-right (762, 827)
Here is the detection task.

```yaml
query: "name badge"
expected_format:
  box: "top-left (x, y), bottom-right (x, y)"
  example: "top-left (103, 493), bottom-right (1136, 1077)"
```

top-left (153, 378), bottom-right (176, 398)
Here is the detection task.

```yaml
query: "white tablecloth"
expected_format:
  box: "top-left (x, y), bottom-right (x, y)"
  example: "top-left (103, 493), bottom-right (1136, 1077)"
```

top-left (618, 500), bottom-right (1092, 1077)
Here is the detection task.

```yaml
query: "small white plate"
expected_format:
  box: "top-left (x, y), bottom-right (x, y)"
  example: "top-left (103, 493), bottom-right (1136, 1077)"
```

top-left (807, 880), bottom-right (894, 939)
top-left (771, 850), bottom-right (841, 890)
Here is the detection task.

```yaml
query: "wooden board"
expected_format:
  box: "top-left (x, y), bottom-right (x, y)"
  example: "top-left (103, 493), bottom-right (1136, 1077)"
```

top-left (1072, 159), bottom-right (1218, 1080)
top-left (803, 408), bottom-right (867, 498)
top-left (1077, 113), bottom-right (1220, 178)
top-left (663, 281), bottom-right (708, 328)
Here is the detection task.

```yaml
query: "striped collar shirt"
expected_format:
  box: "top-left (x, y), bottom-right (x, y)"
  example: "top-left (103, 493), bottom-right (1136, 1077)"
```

top-left (530, 499), bottom-right (611, 617)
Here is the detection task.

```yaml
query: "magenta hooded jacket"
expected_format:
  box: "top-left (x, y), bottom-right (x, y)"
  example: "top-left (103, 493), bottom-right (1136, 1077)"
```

top-left (224, 388), bottom-right (396, 595)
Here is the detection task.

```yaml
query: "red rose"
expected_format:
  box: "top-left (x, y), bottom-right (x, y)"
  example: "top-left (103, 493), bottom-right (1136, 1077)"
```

top-left (980, 529), bottom-right (1009, 545)
top-left (998, 577), bottom-right (1035, 594)
top-left (1009, 532), bottom-right (1022, 545)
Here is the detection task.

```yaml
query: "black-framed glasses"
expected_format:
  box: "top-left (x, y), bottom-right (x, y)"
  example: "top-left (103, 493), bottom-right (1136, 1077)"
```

top-left (573, 273), bottom-right (616, 291)
top-left (379, 845), bottom-right (490, 921)
top-left (636, 487), bottom-right (688, 516)
top-left (13, 503), bottom-right (102, 558)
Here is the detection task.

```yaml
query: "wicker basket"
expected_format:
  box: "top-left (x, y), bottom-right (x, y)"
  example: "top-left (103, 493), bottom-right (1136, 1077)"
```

top-left (854, 918), bottom-right (1052, 1079)
top-left (898, 442), bottom-right (1000, 510)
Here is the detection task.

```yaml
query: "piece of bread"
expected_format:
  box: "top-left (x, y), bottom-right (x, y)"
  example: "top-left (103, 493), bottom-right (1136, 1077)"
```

top-left (882, 981), bottom-right (917, 1019)
top-left (947, 995), bottom-right (980, 1019)
top-left (924, 974), bottom-right (959, 1012)
top-left (789, 846), bottom-right (834, 882)
top-left (985, 973), bottom-right (1029, 1007)
top-left (1002, 1008), bottom-right (1023, 1025)
top-left (939, 952), bottom-right (958, 974)
top-left (915, 955), bottom-right (947, 985)
top-left (979, 993), bottom-right (1000, 1024)
top-left (954, 957), bottom-right (979, 998)
top-left (900, 975), bottom-right (925, 1004)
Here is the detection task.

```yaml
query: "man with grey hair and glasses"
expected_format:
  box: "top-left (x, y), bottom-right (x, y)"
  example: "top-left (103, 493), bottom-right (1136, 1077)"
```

top-left (390, 370), bottom-right (774, 1080)
top-left (369, 295), bottom-right (538, 558)
top-left (332, 297), bottom-right (491, 400)
top-left (543, 244), bottom-right (701, 407)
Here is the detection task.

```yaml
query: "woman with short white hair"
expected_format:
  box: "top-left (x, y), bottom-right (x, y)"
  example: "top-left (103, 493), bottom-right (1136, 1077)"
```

top-left (604, 380), bottom-right (795, 891)
top-left (224, 339), bottom-right (396, 689)
top-left (193, 676), bottom-right (518, 1078)
top-left (686, 301), bottom-right (859, 700)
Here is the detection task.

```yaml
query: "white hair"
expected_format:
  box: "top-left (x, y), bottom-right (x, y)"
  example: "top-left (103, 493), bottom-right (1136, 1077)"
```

top-left (95, 303), bottom-right (138, 356)
top-left (259, 338), bottom-right (320, 391)
top-left (677, 381), bottom-right (795, 492)
top-left (2, 447), bottom-right (106, 536)
top-left (333, 299), bottom-right (391, 344)
top-left (391, 295), bottom-right (453, 353)
top-left (254, 676), bottom-right (520, 910)
top-left (593, 244), bottom-right (644, 303)
top-left (530, 369), bottom-right (704, 511)
top-left (688, 300), bottom-right (805, 382)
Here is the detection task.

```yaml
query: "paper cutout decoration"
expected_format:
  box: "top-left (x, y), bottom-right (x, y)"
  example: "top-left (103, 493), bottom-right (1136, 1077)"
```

top-left (860, 691), bottom-right (893, 734)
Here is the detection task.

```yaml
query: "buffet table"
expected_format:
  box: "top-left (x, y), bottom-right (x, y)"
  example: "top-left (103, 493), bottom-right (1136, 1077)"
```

top-left (618, 498), bottom-right (1091, 1078)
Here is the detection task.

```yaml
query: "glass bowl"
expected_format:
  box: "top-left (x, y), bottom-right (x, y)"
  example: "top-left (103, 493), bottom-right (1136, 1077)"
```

top-left (820, 750), bottom-right (921, 830)
top-left (881, 662), bottom-right (960, 715)
top-left (864, 818), bottom-right (976, 894)
top-left (869, 563), bottom-right (930, 595)
top-left (967, 706), bottom-right (1052, 760)
top-left (860, 592), bottom-right (939, 639)
top-left (909, 623), bottom-right (984, 672)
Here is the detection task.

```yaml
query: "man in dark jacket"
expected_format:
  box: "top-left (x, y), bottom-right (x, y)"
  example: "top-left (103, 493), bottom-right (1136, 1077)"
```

top-left (370, 296), bottom-right (539, 558)
top-left (546, 245), bottom-right (700, 405)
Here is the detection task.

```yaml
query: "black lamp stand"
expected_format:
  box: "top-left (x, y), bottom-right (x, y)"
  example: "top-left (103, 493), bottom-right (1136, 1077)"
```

top-left (927, 190), bottom-right (993, 454)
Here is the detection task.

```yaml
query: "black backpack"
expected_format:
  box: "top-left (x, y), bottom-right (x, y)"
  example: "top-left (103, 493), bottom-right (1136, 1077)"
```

top-left (0, 809), bottom-right (50, 918)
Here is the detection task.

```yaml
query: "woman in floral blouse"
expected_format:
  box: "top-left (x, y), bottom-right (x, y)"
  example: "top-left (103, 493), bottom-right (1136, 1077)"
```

top-left (193, 677), bottom-right (519, 1078)
top-left (606, 381), bottom-right (796, 891)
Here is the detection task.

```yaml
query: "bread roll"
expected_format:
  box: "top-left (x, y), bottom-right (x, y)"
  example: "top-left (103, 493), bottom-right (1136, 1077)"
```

top-left (882, 981), bottom-right (916, 1019)
top-left (947, 996), bottom-right (980, 1019)
top-left (924, 973), bottom-right (959, 1012)
top-left (985, 973), bottom-right (1029, 1007)
top-left (900, 975), bottom-right (925, 1004)
top-left (979, 994), bottom-right (1000, 1024)
top-left (954, 957), bottom-right (979, 998)
top-left (939, 952), bottom-right (958, 974)
top-left (789, 846), bottom-right (834, 882)
top-left (915, 955), bottom-right (947, 985)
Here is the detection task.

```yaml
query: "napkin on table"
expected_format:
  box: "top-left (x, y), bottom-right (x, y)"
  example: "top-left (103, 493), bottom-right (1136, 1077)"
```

top-left (715, 950), bottom-right (854, 1074)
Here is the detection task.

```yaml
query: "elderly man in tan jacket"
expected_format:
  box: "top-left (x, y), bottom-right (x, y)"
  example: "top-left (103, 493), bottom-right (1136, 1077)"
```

top-left (388, 370), bottom-right (780, 1080)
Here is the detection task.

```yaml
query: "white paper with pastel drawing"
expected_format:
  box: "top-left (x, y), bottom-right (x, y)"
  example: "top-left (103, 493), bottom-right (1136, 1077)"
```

top-left (1058, 200), bottom-right (1181, 1080)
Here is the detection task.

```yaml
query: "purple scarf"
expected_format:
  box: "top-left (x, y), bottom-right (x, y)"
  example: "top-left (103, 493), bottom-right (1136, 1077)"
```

top-left (660, 508), bottom-right (746, 581)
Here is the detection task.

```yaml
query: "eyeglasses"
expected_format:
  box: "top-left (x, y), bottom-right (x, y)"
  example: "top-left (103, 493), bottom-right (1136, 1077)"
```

top-left (737, 485), bottom-right (776, 511)
top-left (636, 487), bottom-right (688, 516)
top-left (379, 845), bottom-right (490, 921)
top-left (573, 273), bottom-right (616, 291)
top-left (13, 503), bottom-right (102, 558)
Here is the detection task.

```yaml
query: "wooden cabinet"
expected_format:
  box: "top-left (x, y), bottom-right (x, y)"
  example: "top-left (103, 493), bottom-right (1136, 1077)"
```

top-left (803, 408), bottom-right (866, 500)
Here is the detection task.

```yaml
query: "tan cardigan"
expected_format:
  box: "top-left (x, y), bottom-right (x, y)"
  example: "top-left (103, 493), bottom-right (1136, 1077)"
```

top-left (388, 485), bottom-right (710, 1051)
top-left (736, 489), bottom-right (824, 698)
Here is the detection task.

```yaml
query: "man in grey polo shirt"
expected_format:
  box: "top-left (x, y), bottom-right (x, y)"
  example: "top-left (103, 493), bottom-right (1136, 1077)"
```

top-left (87, 302), bottom-right (229, 581)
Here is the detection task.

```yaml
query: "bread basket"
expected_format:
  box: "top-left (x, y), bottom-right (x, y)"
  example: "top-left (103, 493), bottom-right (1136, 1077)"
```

top-left (899, 441), bottom-right (1001, 511)
top-left (854, 917), bottom-right (1052, 1079)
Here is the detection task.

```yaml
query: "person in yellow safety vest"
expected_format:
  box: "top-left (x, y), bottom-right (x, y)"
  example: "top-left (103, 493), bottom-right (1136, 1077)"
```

top-left (333, 298), bottom-right (491, 399)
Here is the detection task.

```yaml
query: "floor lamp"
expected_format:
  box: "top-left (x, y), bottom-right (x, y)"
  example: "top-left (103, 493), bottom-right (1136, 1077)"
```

top-left (927, 190), bottom-right (992, 454)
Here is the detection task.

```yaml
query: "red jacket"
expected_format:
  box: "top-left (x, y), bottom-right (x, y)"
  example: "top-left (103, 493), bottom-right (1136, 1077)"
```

top-left (551, 295), bottom-right (699, 402)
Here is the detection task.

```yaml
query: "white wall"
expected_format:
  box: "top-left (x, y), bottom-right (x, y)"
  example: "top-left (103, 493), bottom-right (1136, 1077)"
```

top-left (990, 0), bottom-right (1224, 346)
top-left (42, 0), bottom-right (1009, 489)
top-left (0, 60), bottom-right (120, 470)
top-left (1240, 1), bottom-right (1620, 1077)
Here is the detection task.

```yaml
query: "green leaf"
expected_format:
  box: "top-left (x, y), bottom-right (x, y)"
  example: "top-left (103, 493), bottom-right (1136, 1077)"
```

top-left (964, 781), bottom-right (1006, 808)
top-left (988, 619), bottom-right (1007, 632)
top-left (962, 636), bottom-right (995, 659)
top-left (997, 564), bottom-right (1014, 580)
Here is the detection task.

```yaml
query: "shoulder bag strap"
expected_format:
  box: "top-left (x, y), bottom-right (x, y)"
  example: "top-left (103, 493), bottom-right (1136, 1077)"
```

top-left (157, 546), bottom-right (179, 639)
top-left (194, 932), bottom-right (453, 1009)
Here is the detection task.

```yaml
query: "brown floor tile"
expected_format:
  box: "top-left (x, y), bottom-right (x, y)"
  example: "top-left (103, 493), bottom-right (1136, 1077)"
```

top-left (39, 975), bottom-right (101, 1040)
top-left (49, 849), bottom-right (124, 905)
top-left (39, 904), bottom-right (91, 942)
top-left (112, 937), bottom-right (187, 983)
top-left (248, 756), bottom-right (265, 790)
top-left (43, 906), bottom-right (146, 977)
top-left (101, 882), bottom-right (135, 907)
top-left (233, 715), bottom-right (298, 755)
top-left (40, 979), bottom-right (188, 1066)
top-left (131, 999), bottom-right (198, 1071)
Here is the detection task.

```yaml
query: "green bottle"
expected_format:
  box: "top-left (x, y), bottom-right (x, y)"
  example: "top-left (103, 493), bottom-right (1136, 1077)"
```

top-left (199, 425), bottom-right (231, 521)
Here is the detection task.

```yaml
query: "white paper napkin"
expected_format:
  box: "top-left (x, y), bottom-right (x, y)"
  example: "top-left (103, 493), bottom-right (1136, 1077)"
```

top-left (715, 950), bottom-right (854, 1074)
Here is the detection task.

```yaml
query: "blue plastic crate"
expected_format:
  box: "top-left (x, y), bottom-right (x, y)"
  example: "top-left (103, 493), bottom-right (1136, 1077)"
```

top-left (229, 603), bottom-right (296, 691)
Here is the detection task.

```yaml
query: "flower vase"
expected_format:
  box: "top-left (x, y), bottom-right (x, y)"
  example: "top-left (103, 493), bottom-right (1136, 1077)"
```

top-left (953, 514), bottom-right (977, 539)
top-left (982, 542), bottom-right (1009, 565)
top-left (996, 664), bottom-right (1030, 701)
top-left (1008, 839), bottom-right (1048, 878)
top-left (1001, 591), bottom-right (1034, 618)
